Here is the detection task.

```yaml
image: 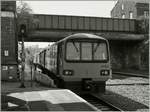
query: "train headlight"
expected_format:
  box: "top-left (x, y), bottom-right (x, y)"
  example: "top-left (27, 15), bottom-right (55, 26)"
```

top-left (63, 70), bottom-right (74, 76)
top-left (101, 70), bottom-right (109, 76)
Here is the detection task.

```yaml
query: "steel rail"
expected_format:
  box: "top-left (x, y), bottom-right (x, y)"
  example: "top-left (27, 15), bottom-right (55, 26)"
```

top-left (80, 94), bottom-right (123, 111)
top-left (113, 72), bottom-right (149, 78)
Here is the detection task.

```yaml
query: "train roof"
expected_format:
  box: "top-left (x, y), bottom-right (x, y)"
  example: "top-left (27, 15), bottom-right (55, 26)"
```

top-left (56, 33), bottom-right (107, 44)
top-left (43, 33), bottom-right (108, 51)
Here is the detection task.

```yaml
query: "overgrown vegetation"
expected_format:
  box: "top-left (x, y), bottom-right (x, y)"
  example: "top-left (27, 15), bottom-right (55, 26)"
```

top-left (137, 16), bottom-right (149, 70)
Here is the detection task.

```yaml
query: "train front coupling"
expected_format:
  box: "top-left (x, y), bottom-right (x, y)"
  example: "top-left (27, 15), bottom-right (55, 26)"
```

top-left (82, 78), bottom-right (93, 91)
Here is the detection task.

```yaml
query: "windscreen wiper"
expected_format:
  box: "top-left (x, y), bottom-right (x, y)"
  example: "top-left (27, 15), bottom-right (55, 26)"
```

top-left (72, 41), bottom-right (79, 52)
top-left (94, 43), bottom-right (100, 53)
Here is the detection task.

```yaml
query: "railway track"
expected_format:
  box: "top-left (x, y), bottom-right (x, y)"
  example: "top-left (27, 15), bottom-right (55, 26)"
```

top-left (80, 94), bottom-right (122, 111)
top-left (113, 72), bottom-right (149, 78)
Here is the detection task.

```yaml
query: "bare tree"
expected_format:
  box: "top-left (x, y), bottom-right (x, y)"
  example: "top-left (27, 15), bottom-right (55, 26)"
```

top-left (17, 2), bottom-right (39, 32)
top-left (17, 2), bottom-right (33, 31)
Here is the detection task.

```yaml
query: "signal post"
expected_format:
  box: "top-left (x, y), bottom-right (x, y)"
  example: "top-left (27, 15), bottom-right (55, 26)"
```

top-left (19, 24), bottom-right (26, 88)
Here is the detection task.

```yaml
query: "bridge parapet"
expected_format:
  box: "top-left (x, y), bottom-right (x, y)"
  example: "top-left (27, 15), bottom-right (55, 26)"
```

top-left (32, 14), bottom-right (138, 33)
top-left (18, 14), bottom-right (146, 42)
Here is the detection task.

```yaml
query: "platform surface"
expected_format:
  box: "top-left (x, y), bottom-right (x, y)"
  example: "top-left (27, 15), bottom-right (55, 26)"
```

top-left (4, 89), bottom-right (97, 111)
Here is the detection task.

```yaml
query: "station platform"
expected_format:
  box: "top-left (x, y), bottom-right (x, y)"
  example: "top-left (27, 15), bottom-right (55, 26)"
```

top-left (1, 81), bottom-right (98, 111)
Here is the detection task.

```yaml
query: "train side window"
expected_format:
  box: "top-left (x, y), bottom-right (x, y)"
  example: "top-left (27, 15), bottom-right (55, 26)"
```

top-left (59, 44), bottom-right (62, 61)
top-left (59, 45), bottom-right (62, 58)
top-left (2, 66), bottom-right (8, 70)
top-left (50, 50), bottom-right (52, 58)
top-left (4, 50), bottom-right (9, 56)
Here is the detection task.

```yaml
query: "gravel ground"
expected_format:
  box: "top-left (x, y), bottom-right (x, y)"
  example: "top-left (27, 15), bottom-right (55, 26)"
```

top-left (113, 69), bottom-right (149, 76)
top-left (98, 75), bottom-right (149, 112)
top-left (107, 75), bottom-right (149, 85)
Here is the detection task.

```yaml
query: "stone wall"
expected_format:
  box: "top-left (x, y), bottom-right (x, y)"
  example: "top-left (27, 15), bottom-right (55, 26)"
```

top-left (124, 45), bottom-right (141, 69)
top-left (109, 42), bottom-right (124, 69)
top-left (109, 40), bottom-right (148, 71)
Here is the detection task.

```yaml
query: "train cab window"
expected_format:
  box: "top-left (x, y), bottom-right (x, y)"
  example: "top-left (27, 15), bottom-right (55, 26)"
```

top-left (66, 42), bottom-right (80, 60)
top-left (81, 43), bottom-right (92, 60)
top-left (93, 43), bottom-right (107, 60)
top-left (66, 40), bottom-right (108, 62)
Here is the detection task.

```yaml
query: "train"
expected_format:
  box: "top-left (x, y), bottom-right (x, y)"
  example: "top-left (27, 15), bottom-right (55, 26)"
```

top-left (34, 33), bottom-right (112, 93)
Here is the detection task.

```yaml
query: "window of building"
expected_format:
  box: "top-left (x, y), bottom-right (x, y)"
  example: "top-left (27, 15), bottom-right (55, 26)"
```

top-left (4, 50), bottom-right (9, 56)
top-left (129, 11), bottom-right (133, 19)
top-left (2, 66), bottom-right (8, 70)
top-left (122, 14), bottom-right (125, 19)
top-left (144, 11), bottom-right (149, 17)
top-left (121, 4), bottom-right (124, 10)
top-left (114, 16), bottom-right (118, 18)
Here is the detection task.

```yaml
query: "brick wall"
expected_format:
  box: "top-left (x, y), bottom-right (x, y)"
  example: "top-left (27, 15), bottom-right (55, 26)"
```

top-left (1, 16), bottom-right (18, 65)
top-left (111, 1), bottom-right (137, 19)
top-left (111, 0), bottom-right (149, 19)
top-left (1, 1), bottom-right (16, 12)
top-left (1, 1), bottom-right (18, 65)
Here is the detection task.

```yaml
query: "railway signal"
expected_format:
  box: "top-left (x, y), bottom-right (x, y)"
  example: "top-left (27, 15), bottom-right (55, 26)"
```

top-left (19, 24), bottom-right (26, 88)
top-left (19, 24), bottom-right (27, 37)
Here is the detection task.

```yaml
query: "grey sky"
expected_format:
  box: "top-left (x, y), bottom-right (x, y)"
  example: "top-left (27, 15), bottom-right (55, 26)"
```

top-left (22, 1), bottom-right (117, 17)
top-left (19, 1), bottom-right (117, 47)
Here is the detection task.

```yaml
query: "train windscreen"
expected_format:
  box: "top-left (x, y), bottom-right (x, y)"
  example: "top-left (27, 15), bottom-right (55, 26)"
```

top-left (66, 40), bottom-right (108, 62)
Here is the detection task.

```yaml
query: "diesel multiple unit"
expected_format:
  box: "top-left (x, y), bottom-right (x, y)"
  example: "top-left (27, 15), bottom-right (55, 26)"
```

top-left (34, 33), bottom-right (111, 93)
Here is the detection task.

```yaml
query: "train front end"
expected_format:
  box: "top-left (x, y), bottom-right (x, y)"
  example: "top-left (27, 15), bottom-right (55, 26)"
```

top-left (59, 34), bottom-right (111, 93)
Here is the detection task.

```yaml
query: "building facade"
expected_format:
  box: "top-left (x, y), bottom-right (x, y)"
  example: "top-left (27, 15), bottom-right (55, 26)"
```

top-left (1, 1), bottom-right (18, 81)
top-left (111, 0), bottom-right (149, 19)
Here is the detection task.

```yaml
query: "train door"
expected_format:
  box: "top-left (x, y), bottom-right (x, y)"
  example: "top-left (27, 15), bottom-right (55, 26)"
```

top-left (57, 43), bottom-right (63, 75)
